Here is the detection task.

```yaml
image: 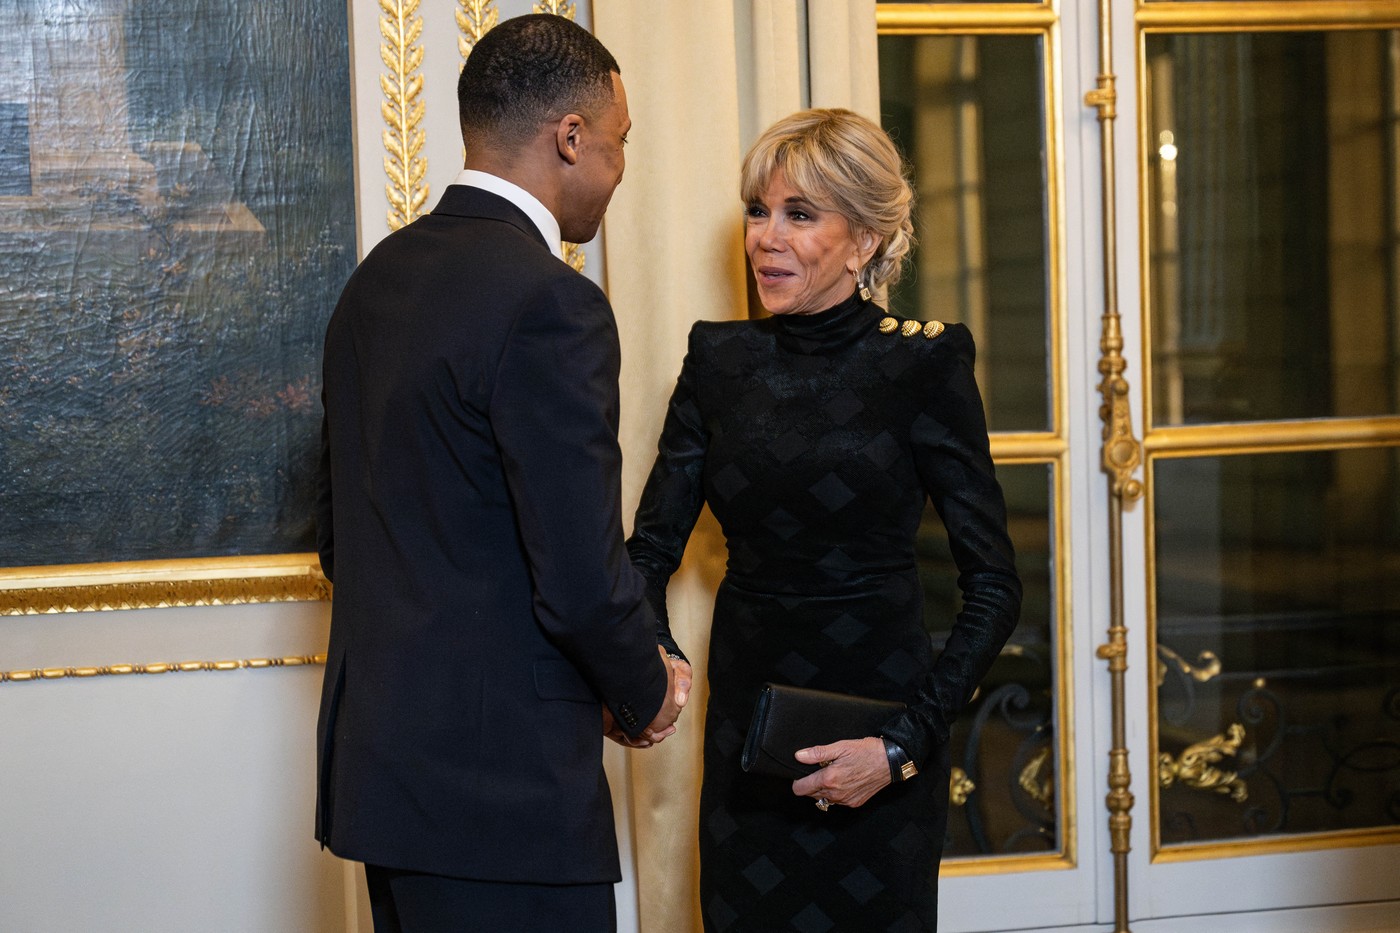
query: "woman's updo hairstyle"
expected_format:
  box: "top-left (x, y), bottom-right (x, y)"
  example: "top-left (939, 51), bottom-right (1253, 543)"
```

top-left (740, 108), bottom-right (916, 292)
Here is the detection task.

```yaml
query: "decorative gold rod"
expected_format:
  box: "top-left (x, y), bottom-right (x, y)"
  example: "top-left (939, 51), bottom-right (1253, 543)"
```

top-left (2, 653), bottom-right (326, 684)
top-left (381, 0), bottom-right (428, 231)
top-left (1086, 0), bottom-right (1143, 930)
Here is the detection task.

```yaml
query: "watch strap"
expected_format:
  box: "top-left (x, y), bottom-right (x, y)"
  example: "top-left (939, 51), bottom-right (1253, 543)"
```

top-left (882, 737), bottom-right (918, 783)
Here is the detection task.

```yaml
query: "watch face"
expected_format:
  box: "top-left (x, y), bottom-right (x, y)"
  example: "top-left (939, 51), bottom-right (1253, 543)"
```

top-left (900, 761), bottom-right (919, 781)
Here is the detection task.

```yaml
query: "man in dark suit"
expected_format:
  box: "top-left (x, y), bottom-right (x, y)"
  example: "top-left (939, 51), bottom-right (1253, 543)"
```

top-left (314, 15), bottom-right (689, 932)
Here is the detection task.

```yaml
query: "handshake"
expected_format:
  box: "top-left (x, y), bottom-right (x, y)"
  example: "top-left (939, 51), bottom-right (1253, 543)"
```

top-left (602, 645), bottom-right (694, 749)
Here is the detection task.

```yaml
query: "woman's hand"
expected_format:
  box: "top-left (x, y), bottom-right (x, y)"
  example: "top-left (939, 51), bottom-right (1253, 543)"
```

top-left (791, 737), bottom-right (891, 809)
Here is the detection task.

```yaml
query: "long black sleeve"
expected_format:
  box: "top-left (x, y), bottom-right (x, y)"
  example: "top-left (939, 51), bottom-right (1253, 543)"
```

top-left (879, 325), bottom-right (1022, 768)
top-left (625, 327), bottom-right (709, 661)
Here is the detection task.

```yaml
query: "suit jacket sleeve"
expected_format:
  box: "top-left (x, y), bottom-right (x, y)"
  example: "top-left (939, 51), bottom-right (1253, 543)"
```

top-left (880, 325), bottom-right (1022, 768)
top-left (490, 273), bottom-right (669, 737)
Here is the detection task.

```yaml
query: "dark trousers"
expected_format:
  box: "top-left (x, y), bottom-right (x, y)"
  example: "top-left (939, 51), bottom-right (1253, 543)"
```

top-left (365, 865), bottom-right (617, 933)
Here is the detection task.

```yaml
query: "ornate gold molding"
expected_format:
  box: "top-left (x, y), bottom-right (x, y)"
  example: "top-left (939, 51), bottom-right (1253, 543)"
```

top-left (950, 766), bottom-right (976, 807)
top-left (1019, 747), bottom-right (1055, 811)
top-left (457, 0), bottom-right (498, 59)
top-left (2, 653), bottom-right (326, 684)
top-left (562, 242), bottom-right (587, 273)
top-left (381, 0), bottom-right (428, 231)
top-left (1097, 320), bottom-right (1144, 502)
top-left (0, 555), bottom-right (329, 615)
top-left (532, 0), bottom-right (576, 16)
top-left (1159, 724), bottom-right (1248, 803)
top-left (1157, 645), bottom-right (1221, 687)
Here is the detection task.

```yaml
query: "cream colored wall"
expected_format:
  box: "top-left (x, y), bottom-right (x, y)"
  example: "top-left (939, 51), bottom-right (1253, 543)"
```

top-left (0, 601), bottom-right (346, 932)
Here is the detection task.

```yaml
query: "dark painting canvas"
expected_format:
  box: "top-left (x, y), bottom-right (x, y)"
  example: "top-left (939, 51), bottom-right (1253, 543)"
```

top-left (0, 0), bottom-right (356, 567)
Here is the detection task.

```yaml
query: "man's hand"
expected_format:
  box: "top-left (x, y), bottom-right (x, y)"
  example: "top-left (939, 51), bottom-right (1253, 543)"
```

top-left (603, 646), bottom-right (693, 748)
top-left (603, 705), bottom-right (651, 748)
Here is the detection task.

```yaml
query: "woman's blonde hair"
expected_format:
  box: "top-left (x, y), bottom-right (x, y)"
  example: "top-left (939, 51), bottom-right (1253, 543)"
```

top-left (740, 108), bottom-right (915, 292)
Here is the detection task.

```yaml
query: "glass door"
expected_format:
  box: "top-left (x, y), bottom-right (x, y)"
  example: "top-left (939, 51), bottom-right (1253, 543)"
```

top-left (877, 3), bottom-right (1103, 930)
top-left (1128, 0), bottom-right (1400, 924)
top-left (880, 1), bottom-right (1400, 929)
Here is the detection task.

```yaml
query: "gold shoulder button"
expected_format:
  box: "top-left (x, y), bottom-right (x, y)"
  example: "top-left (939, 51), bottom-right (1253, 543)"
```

top-left (878, 316), bottom-right (899, 334)
top-left (900, 320), bottom-right (921, 337)
top-left (923, 320), bottom-right (945, 340)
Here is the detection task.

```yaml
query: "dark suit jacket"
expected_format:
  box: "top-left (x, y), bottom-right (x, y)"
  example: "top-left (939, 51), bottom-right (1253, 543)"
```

top-left (314, 185), bottom-right (668, 883)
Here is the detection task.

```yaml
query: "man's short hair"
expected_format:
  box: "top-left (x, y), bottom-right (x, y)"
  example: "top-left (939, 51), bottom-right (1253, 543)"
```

top-left (458, 14), bottom-right (619, 149)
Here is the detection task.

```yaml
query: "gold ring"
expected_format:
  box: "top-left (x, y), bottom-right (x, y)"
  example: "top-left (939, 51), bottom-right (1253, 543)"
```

top-left (815, 798), bottom-right (830, 812)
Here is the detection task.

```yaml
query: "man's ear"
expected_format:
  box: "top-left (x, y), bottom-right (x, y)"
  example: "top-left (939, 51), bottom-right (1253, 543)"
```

top-left (555, 113), bottom-right (584, 165)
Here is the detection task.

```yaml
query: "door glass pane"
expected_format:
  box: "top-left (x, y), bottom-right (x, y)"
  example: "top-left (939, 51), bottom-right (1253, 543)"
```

top-left (1153, 448), bottom-right (1400, 846)
top-left (1146, 31), bottom-right (1400, 425)
top-left (879, 34), bottom-right (1051, 433)
top-left (919, 461), bottom-right (1058, 857)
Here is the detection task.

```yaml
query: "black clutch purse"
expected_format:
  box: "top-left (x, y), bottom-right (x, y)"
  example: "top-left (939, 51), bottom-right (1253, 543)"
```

top-left (740, 683), bottom-right (905, 780)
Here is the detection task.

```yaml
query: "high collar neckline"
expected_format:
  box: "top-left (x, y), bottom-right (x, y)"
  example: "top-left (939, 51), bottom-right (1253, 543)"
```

top-left (769, 290), bottom-right (879, 353)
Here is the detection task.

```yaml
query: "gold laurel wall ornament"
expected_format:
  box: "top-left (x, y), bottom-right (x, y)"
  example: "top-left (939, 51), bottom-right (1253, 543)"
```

top-left (532, 0), bottom-right (576, 17)
top-left (1, 653), bottom-right (326, 684)
top-left (457, 0), bottom-right (498, 60)
top-left (380, 0), bottom-right (428, 232)
top-left (1159, 724), bottom-right (1248, 803)
top-left (561, 242), bottom-right (587, 273)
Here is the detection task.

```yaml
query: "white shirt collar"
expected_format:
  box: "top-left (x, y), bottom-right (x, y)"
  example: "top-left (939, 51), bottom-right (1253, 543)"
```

top-left (453, 169), bottom-right (564, 262)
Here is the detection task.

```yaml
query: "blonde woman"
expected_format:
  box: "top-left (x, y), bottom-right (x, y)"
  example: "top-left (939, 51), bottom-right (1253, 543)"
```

top-left (628, 109), bottom-right (1021, 931)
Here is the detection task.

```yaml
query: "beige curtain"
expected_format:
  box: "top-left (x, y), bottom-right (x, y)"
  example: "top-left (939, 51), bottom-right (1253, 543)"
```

top-left (594, 2), bottom-right (877, 929)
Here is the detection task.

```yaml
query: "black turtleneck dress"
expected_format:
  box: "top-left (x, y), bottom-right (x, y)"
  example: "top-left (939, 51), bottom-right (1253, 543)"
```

top-left (627, 292), bottom-right (1022, 933)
